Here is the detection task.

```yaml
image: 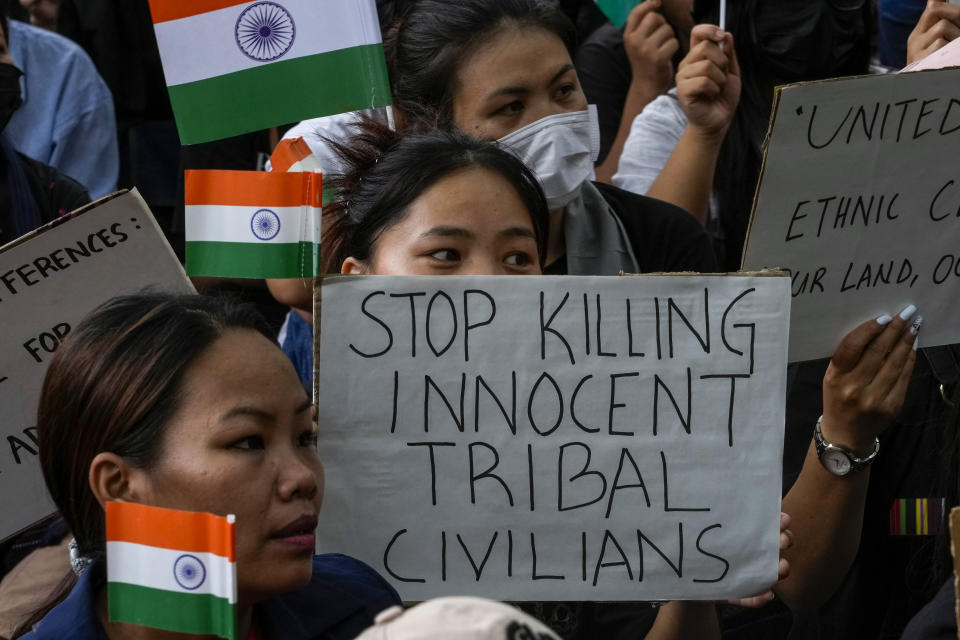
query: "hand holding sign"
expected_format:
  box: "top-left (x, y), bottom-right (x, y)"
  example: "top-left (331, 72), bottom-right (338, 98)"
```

top-left (727, 512), bottom-right (793, 608)
top-left (820, 307), bottom-right (921, 455)
top-left (906, 0), bottom-right (960, 65)
top-left (676, 24), bottom-right (740, 141)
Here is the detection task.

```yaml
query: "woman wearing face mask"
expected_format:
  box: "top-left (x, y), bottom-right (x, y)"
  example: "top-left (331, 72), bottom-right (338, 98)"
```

top-left (613, 0), bottom-right (872, 269)
top-left (13, 293), bottom-right (401, 640)
top-left (384, 0), bottom-right (717, 278)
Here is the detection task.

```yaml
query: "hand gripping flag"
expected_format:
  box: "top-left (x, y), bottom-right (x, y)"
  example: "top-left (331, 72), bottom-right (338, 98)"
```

top-left (148, 0), bottom-right (392, 144)
top-left (106, 502), bottom-right (237, 640)
top-left (185, 169), bottom-right (322, 279)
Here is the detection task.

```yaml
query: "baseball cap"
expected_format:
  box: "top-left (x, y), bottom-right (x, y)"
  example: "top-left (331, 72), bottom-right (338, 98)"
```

top-left (356, 597), bottom-right (561, 640)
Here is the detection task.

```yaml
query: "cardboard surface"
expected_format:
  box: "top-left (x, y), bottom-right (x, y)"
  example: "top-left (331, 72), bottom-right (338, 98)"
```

top-left (316, 273), bottom-right (789, 601)
top-left (0, 190), bottom-right (193, 541)
top-left (742, 68), bottom-right (960, 361)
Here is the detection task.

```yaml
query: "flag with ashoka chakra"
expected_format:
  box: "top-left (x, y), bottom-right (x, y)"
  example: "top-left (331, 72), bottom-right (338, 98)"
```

top-left (148, 0), bottom-right (392, 144)
top-left (185, 169), bottom-right (323, 279)
top-left (106, 502), bottom-right (237, 640)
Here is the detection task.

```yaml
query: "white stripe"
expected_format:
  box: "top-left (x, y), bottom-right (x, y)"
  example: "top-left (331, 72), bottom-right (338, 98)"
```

top-left (107, 541), bottom-right (236, 603)
top-left (186, 205), bottom-right (321, 244)
top-left (155, 0), bottom-right (383, 86)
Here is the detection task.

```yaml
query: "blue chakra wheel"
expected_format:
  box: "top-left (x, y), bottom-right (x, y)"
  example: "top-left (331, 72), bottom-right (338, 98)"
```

top-left (250, 209), bottom-right (281, 241)
top-left (235, 2), bottom-right (296, 62)
top-left (173, 554), bottom-right (206, 591)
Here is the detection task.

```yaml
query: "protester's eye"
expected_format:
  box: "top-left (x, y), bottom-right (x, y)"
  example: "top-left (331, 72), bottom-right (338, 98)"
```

top-left (495, 100), bottom-right (524, 116)
top-left (299, 429), bottom-right (319, 448)
top-left (231, 435), bottom-right (265, 451)
top-left (504, 252), bottom-right (534, 267)
top-left (555, 83), bottom-right (577, 101)
top-left (428, 248), bottom-right (461, 262)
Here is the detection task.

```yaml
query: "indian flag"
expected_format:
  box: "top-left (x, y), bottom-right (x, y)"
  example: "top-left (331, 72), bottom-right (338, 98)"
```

top-left (148, 0), bottom-right (392, 144)
top-left (270, 137), bottom-right (323, 174)
top-left (185, 169), bottom-right (322, 279)
top-left (106, 502), bottom-right (237, 640)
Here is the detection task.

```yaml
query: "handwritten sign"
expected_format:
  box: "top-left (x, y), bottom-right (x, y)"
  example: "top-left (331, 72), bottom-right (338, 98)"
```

top-left (0, 191), bottom-right (192, 541)
top-left (316, 274), bottom-right (789, 601)
top-left (742, 68), bottom-right (960, 361)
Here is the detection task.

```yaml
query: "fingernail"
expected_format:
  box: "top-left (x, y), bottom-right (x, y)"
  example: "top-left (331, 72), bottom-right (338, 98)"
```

top-left (898, 304), bottom-right (917, 321)
top-left (715, 27), bottom-right (725, 39)
top-left (910, 315), bottom-right (924, 335)
top-left (876, 314), bottom-right (893, 326)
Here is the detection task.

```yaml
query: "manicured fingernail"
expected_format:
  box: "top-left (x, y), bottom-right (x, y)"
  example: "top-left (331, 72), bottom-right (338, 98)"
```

top-left (910, 315), bottom-right (924, 335)
top-left (913, 336), bottom-right (919, 351)
top-left (715, 28), bottom-right (725, 39)
top-left (876, 314), bottom-right (893, 326)
top-left (898, 304), bottom-right (917, 321)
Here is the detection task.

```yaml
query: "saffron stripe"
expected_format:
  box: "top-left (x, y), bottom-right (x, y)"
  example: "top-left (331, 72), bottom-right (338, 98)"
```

top-left (109, 582), bottom-right (235, 640)
top-left (271, 138), bottom-right (314, 174)
top-left (185, 171), bottom-right (321, 208)
top-left (148, 0), bottom-right (247, 24)
top-left (167, 45), bottom-right (391, 145)
top-left (186, 241), bottom-right (321, 278)
top-left (106, 502), bottom-right (235, 561)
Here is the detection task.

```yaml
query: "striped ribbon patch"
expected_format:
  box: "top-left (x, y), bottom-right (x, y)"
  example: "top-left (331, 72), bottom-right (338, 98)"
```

top-left (889, 498), bottom-right (946, 536)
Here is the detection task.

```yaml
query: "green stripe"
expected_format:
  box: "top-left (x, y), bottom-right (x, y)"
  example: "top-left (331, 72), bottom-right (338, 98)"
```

top-left (108, 582), bottom-right (235, 640)
top-left (168, 44), bottom-right (391, 145)
top-left (322, 176), bottom-right (338, 206)
top-left (186, 241), bottom-right (321, 278)
top-left (900, 500), bottom-right (907, 535)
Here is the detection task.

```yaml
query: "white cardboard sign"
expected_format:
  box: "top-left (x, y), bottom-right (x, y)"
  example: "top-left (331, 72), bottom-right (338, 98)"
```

top-left (742, 68), bottom-right (960, 362)
top-left (0, 190), bottom-right (193, 541)
top-left (316, 274), bottom-right (789, 601)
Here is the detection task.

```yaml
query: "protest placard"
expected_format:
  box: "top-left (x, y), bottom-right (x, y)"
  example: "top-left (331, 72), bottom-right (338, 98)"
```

top-left (742, 68), bottom-right (960, 362)
top-left (0, 191), bottom-right (192, 541)
top-left (316, 273), bottom-right (790, 601)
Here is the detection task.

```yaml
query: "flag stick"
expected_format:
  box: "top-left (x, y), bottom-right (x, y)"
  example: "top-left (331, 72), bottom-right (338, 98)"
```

top-left (312, 277), bottom-right (322, 407)
top-left (719, 0), bottom-right (726, 31)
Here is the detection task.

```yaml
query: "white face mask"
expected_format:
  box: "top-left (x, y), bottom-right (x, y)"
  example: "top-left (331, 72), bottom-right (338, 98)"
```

top-left (497, 105), bottom-right (601, 210)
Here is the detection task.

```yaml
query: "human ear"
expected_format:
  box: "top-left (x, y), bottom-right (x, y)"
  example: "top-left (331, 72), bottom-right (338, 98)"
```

top-left (89, 452), bottom-right (147, 508)
top-left (341, 257), bottom-right (370, 275)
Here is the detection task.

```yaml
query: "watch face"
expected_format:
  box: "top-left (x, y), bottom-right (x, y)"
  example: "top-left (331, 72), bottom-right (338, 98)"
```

top-left (822, 449), bottom-right (852, 476)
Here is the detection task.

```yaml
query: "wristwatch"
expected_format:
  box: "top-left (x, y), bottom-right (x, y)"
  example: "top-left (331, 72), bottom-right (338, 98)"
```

top-left (813, 415), bottom-right (879, 476)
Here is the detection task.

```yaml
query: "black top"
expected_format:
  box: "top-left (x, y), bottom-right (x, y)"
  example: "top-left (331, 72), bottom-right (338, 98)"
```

top-left (901, 578), bottom-right (957, 640)
top-left (783, 355), bottom-right (953, 640)
top-left (0, 153), bottom-right (90, 246)
top-left (575, 23), bottom-right (630, 165)
top-left (594, 181), bottom-right (718, 274)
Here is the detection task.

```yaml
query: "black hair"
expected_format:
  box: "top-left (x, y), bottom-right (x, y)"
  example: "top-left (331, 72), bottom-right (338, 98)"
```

top-left (323, 120), bottom-right (550, 273)
top-left (384, 0), bottom-right (576, 129)
top-left (14, 292), bottom-right (275, 638)
top-left (694, 0), bottom-right (871, 268)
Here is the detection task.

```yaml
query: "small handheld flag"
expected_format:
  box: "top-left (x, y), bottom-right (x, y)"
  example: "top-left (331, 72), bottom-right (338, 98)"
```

top-left (148, 0), bottom-right (392, 144)
top-left (185, 169), bottom-right (323, 279)
top-left (106, 502), bottom-right (237, 640)
top-left (270, 137), bottom-right (323, 174)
